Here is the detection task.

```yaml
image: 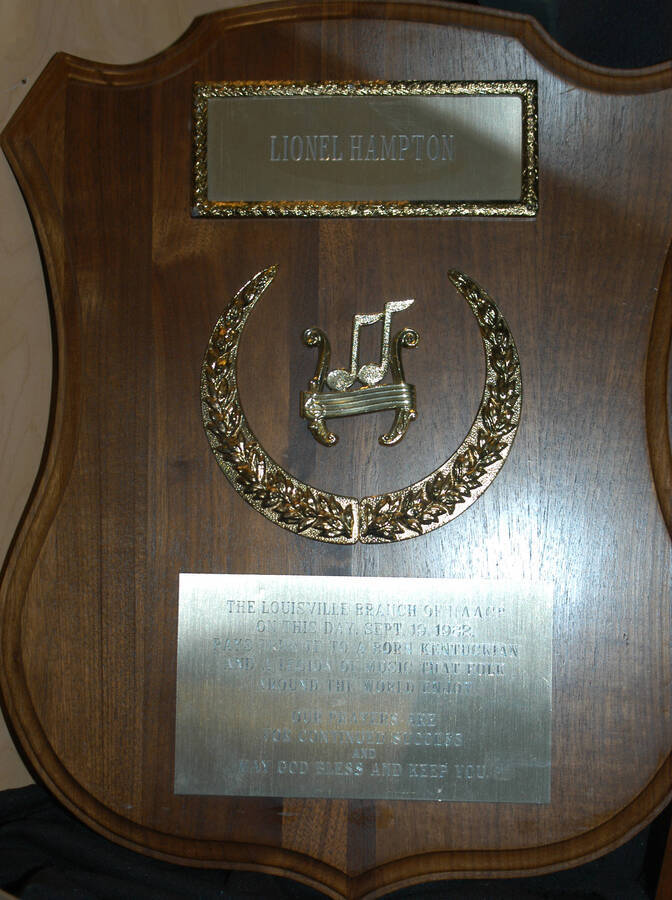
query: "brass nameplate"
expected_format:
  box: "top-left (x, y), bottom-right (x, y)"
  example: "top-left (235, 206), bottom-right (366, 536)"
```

top-left (175, 575), bottom-right (552, 802)
top-left (192, 82), bottom-right (538, 217)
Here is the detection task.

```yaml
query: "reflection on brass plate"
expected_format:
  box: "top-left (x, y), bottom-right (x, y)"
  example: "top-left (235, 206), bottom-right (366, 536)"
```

top-left (201, 267), bottom-right (522, 543)
top-left (175, 574), bottom-right (553, 803)
top-left (192, 81), bottom-right (538, 217)
top-left (300, 298), bottom-right (418, 447)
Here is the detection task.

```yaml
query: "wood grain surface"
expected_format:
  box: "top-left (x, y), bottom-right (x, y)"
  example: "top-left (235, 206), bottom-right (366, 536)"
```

top-left (1, 2), bottom-right (671, 897)
top-left (0, 0), bottom-right (259, 793)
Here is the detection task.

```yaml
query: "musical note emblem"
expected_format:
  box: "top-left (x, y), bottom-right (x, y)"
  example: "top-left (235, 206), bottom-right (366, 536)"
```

top-left (300, 299), bottom-right (419, 447)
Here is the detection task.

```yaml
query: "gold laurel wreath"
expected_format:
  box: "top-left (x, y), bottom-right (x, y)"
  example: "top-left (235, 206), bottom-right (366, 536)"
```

top-left (201, 268), bottom-right (521, 543)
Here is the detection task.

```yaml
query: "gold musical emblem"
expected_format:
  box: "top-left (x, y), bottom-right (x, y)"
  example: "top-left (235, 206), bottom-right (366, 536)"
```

top-left (300, 299), bottom-right (418, 447)
top-left (201, 267), bottom-right (522, 543)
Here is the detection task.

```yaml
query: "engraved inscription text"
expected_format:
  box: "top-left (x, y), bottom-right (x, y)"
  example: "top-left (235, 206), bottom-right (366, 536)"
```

top-left (175, 575), bottom-right (552, 803)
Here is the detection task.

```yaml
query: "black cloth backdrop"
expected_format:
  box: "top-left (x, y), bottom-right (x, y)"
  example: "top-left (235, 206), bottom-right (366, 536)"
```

top-left (0, 783), bottom-right (669, 898)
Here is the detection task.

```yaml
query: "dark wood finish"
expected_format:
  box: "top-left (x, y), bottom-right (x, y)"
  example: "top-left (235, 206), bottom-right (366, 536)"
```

top-left (1, 2), bottom-right (672, 896)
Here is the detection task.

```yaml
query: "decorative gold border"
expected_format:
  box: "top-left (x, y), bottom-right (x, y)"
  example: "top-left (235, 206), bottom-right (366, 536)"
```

top-left (192, 81), bottom-right (538, 218)
top-left (201, 267), bottom-right (522, 543)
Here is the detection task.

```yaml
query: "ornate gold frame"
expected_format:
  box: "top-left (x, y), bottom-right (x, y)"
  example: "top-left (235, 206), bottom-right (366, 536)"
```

top-left (201, 268), bottom-right (522, 543)
top-left (192, 81), bottom-right (538, 217)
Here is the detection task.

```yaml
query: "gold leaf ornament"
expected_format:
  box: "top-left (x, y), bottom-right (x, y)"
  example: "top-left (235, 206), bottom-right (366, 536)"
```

top-left (201, 267), bottom-right (521, 543)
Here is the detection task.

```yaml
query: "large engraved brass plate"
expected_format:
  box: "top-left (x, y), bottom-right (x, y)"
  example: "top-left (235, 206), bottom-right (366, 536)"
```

top-left (193, 81), bottom-right (538, 216)
top-left (175, 575), bottom-right (552, 803)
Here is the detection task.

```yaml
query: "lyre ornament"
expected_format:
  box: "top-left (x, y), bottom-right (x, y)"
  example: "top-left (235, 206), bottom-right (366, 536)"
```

top-left (300, 300), bottom-right (419, 447)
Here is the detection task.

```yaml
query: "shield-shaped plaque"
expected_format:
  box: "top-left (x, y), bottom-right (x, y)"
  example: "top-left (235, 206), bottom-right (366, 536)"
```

top-left (1, 2), bottom-right (671, 897)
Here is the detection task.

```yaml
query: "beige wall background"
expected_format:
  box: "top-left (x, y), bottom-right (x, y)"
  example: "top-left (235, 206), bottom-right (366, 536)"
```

top-left (0, 0), bottom-right (260, 792)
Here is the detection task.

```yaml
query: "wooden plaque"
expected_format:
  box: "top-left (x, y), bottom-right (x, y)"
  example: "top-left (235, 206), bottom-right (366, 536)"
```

top-left (1, 1), bottom-right (672, 896)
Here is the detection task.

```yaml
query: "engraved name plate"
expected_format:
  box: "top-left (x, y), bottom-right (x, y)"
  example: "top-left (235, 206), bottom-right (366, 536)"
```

top-left (175, 575), bottom-right (552, 803)
top-left (192, 82), bottom-right (538, 217)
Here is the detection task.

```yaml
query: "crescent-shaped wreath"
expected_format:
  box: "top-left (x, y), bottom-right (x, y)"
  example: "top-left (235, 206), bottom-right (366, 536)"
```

top-left (201, 267), bottom-right (521, 544)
